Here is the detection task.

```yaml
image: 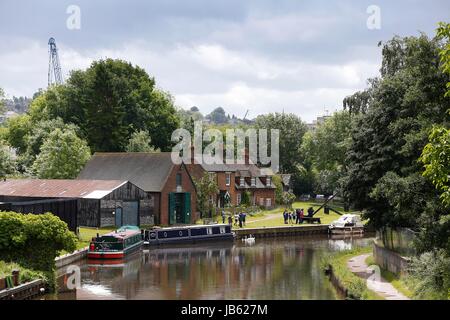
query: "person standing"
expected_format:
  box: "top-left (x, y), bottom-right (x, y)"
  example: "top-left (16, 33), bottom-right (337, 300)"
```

top-left (234, 213), bottom-right (239, 226)
top-left (242, 212), bottom-right (247, 226)
top-left (221, 210), bottom-right (226, 224)
top-left (228, 215), bottom-right (233, 226)
top-left (238, 212), bottom-right (243, 228)
top-left (288, 211), bottom-right (292, 224)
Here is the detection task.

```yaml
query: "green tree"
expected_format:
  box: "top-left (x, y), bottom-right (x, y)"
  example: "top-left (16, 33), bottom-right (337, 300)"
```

top-left (206, 107), bottom-right (228, 124)
top-left (4, 114), bottom-right (32, 153)
top-left (254, 113), bottom-right (307, 173)
top-left (126, 130), bottom-right (159, 152)
top-left (194, 172), bottom-right (219, 219)
top-left (31, 128), bottom-right (91, 179)
top-left (27, 59), bottom-right (180, 152)
top-left (343, 33), bottom-right (450, 229)
top-left (0, 143), bottom-right (16, 178)
top-left (0, 87), bottom-right (5, 115)
top-left (240, 190), bottom-right (251, 207)
top-left (281, 191), bottom-right (296, 209)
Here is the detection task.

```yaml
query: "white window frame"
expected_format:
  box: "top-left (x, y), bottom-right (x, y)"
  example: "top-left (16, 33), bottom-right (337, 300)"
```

top-left (237, 193), bottom-right (241, 205)
top-left (240, 177), bottom-right (245, 187)
top-left (266, 176), bottom-right (271, 186)
top-left (251, 177), bottom-right (256, 187)
top-left (266, 198), bottom-right (272, 207)
top-left (225, 173), bottom-right (231, 186)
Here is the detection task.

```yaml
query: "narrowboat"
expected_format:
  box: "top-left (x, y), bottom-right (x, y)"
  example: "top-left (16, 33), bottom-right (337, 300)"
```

top-left (88, 225), bottom-right (144, 259)
top-left (328, 214), bottom-right (364, 235)
top-left (145, 224), bottom-right (234, 245)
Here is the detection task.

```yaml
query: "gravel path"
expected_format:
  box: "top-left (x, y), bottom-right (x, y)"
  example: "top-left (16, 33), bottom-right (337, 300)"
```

top-left (347, 254), bottom-right (410, 300)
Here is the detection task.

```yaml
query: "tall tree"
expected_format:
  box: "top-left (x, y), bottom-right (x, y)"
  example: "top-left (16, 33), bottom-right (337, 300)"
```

top-left (31, 128), bottom-right (91, 179)
top-left (254, 113), bottom-right (307, 174)
top-left (344, 33), bottom-right (450, 229)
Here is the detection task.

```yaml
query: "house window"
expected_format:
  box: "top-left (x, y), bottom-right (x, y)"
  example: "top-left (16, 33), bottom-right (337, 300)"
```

top-left (176, 173), bottom-right (182, 187)
top-left (266, 177), bottom-right (272, 186)
top-left (259, 197), bottom-right (264, 206)
top-left (237, 193), bottom-right (241, 205)
top-left (251, 177), bottom-right (256, 187)
top-left (240, 177), bottom-right (245, 187)
top-left (226, 173), bottom-right (231, 186)
top-left (266, 198), bottom-right (272, 207)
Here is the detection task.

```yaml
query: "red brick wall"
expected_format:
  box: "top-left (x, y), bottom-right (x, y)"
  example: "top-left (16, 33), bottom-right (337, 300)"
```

top-left (159, 164), bottom-right (198, 225)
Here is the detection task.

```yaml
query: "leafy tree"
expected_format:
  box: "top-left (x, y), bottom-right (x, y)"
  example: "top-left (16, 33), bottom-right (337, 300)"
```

top-left (0, 211), bottom-right (77, 291)
top-left (27, 59), bottom-right (180, 152)
top-left (206, 107), bottom-right (228, 124)
top-left (272, 174), bottom-right (284, 205)
top-left (194, 172), bottom-right (219, 219)
top-left (0, 87), bottom-right (5, 115)
top-left (4, 114), bottom-right (32, 153)
top-left (281, 191), bottom-right (296, 209)
top-left (254, 113), bottom-right (307, 173)
top-left (344, 33), bottom-right (450, 229)
top-left (126, 130), bottom-right (159, 152)
top-left (240, 190), bottom-right (251, 207)
top-left (0, 143), bottom-right (16, 177)
top-left (31, 128), bottom-right (91, 179)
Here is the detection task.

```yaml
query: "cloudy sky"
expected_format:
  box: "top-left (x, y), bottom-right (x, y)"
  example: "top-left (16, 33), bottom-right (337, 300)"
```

top-left (0, 0), bottom-right (449, 122)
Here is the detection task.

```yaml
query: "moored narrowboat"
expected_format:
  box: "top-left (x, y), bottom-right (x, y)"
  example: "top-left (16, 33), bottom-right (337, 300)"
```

top-left (88, 225), bottom-right (144, 259)
top-left (145, 224), bottom-right (234, 245)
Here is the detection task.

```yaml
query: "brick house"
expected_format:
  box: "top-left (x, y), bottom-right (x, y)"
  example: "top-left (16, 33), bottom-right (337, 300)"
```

top-left (77, 153), bottom-right (199, 226)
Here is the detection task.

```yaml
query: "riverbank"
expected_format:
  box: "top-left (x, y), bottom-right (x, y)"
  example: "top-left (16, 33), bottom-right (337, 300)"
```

top-left (0, 261), bottom-right (46, 299)
top-left (323, 247), bottom-right (383, 300)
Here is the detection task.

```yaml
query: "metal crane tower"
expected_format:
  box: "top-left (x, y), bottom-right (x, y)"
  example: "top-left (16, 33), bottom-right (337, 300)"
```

top-left (48, 37), bottom-right (64, 86)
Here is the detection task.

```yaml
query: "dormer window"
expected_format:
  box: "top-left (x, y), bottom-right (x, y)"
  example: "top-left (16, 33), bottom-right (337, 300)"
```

top-left (226, 173), bottom-right (231, 186)
top-left (251, 177), bottom-right (256, 187)
top-left (267, 177), bottom-right (271, 186)
top-left (240, 177), bottom-right (245, 187)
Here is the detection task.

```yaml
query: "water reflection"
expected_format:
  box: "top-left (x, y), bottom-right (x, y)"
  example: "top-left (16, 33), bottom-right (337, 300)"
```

top-left (52, 236), bottom-right (373, 300)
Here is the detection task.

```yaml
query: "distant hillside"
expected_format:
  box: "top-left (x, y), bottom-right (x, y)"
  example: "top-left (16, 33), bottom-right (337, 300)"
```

top-left (178, 106), bottom-right (253, 126)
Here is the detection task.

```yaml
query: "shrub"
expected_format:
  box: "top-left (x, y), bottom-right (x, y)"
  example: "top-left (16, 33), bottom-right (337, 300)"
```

top-left (0, 211), bottom-right (77, 291)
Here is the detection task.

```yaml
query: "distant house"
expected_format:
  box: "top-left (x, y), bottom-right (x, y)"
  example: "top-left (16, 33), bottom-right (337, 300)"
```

top-left (0, 179), bottom-right (151, 229)
top-left (77, 153), bottom-right (199, 226)
top-left (188, 152), bottom-right (276, 209)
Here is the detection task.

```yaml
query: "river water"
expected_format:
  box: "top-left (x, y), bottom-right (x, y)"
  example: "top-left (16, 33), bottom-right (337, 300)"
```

top-left (47, 236), bottom-right (373, 300)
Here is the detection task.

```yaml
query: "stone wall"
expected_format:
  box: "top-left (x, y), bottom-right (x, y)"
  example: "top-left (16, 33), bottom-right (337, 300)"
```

top-left (373, 242), bottom-right (410, 276)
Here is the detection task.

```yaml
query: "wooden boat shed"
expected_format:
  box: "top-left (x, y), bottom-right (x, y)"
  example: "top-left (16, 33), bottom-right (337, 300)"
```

top-left (0, 179), bottom-right (154, 229)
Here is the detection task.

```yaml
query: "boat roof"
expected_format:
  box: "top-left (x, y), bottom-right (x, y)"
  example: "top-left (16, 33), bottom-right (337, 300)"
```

top-left (103, 226), bottom-right (141, 239)
top-left (151, 224), bottom-right (230, 231)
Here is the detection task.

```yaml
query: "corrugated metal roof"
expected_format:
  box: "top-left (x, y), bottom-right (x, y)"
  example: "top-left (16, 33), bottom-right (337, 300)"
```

top-left (77, 152), bottom-right (175, 192)
top-left (0, 179), bottom-right (128, 199)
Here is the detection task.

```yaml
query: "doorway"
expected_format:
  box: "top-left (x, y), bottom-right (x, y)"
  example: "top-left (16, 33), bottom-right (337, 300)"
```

top-left (168, 192), bottom-right (191, 225)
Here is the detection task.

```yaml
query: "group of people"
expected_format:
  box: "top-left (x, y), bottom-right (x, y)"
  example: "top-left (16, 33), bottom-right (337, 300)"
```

top-left (222, 210), bottom-right (247, 228)
top-left (283, 208), bottom-right (304, 224)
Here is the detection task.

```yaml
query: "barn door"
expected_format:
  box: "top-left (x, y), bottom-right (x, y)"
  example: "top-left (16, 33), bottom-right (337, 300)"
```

top-left (169, 193), bottom-right (176, 225)
top-left (183, 192), bottom-right (191, 224)
top-left (122, 201), bottom-right (139, 226)
top-left (115, 207), bottom-right (122, 227)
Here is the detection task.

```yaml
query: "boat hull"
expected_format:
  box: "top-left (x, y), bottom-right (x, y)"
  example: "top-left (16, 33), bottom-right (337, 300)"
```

top-left (329, 227), bottom-right (364, 235)
top-left (87, 241), bottom-right (143, 259)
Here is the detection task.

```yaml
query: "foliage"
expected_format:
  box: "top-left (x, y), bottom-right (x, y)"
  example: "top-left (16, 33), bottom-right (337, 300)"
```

top-left (194, 172), bottom-right (219, 218)
top-left (343, 33), bottom-right (450, 229)
top-left (272, 174), bottom-right (283, 204)
top-left (206, 107), bottom-right (228, 124)
top-left (407, 249), bottom-right (450, 299)
top-left (420, 127), bottom-right (450, 207)
top-left (27, 59), bottom-right (180, 153)
top-left (0, 211), bottom-right (77, 291)
top-left (31, 128), bottom-right (91, 179)
top-left (254, 113), bottom-right (307, 174)
top-left (322, 247), bottom-right (382, 300)
top-left (0, 261), bottom-right (46, 284)
top-left (126, 130), bottom-right (159, 152)
top-left (4, 114), bottom-right (32, 153)
top-left (437, 22), bottom-right (450, 97)
top-left (281, 191), bottom-right (296, 209)
top-left (0, 143), bottom-right (16, 177)
top-left (240, 190), bottom-right (251, 207)
top-left (0, 87), bottom-right (5, 115)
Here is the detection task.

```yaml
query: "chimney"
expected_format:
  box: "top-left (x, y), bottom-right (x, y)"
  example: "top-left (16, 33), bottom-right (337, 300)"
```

top-left (244, 147), bottom-right (249, 165)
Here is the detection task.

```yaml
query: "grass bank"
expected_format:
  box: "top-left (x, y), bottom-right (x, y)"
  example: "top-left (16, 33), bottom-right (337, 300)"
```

top-left (322, 247), bottom-right (383, 300)
top-left (0, 261), bottom-right (46, 286)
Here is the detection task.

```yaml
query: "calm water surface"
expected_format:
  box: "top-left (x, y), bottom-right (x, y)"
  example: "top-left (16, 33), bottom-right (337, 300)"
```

top-left (49, 236), bottom-right (373, 300)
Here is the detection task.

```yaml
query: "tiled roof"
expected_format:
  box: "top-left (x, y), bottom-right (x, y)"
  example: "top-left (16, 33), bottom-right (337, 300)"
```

top-left (77, 152), bottom-right (175, 192)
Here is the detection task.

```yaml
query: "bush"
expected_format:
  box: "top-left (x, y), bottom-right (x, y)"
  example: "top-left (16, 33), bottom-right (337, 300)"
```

top-left (0, 211), bottom-right (77, 291)
top-left (407, 249), bottom-right (450, 299)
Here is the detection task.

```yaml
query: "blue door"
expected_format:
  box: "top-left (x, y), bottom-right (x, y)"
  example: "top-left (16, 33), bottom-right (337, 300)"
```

top-left (122, 201), bottom-right (139, 226)
top-left (115, 207), bottom-right (122, 227)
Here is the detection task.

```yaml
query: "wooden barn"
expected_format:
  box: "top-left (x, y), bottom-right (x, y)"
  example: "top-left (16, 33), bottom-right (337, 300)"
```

top-left (77, 152), bottom-right (199, 226)
top-left (0, 179), bottom-right (154, 228)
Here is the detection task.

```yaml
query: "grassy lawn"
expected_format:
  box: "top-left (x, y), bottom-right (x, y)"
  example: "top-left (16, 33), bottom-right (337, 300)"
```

top-left (226, 201), bottom-right (361, 229)
top-left (323, 247), bottom-right (383, 300)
